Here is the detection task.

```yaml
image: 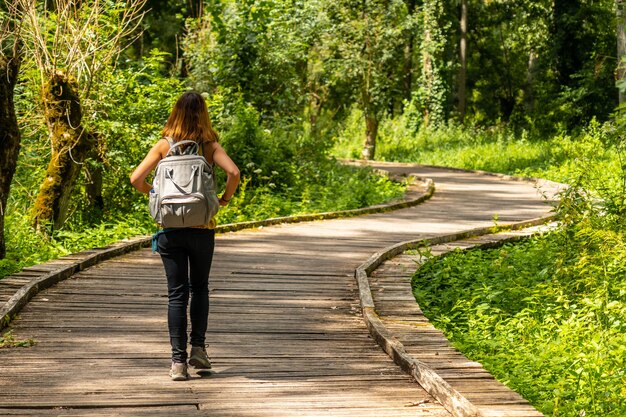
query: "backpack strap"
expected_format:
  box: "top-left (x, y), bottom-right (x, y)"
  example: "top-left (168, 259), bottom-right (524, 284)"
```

top-left (165, 136), bottom-right (177, 153)
top-left (198, 141), bottom-right (216, 168)
top-left (164, 138), bottom-right (199, 157)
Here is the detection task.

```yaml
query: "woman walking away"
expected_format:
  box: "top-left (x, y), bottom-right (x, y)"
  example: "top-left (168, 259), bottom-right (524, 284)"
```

top-left (130, 92), bottom-right (240, 381)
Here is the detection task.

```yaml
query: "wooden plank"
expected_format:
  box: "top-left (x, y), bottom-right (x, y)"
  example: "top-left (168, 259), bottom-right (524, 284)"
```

top-left (0, 406), bottom-right (204, 416)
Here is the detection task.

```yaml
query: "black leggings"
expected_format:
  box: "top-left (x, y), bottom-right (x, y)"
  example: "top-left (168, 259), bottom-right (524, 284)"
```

top-left (157, 228), bottom-right (215, 363)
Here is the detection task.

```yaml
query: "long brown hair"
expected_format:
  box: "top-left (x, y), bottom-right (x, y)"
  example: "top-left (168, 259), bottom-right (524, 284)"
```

top-left (162, 92), bottom-right (219, 143)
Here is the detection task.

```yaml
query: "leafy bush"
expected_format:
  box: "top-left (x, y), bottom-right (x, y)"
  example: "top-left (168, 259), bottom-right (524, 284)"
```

top-left (413, 231), bottom-right (626, 417)
top-left (215, 159), bottom-right (404, 224)
top-left (0, 210), bottom-right (153, 278)
top-left (207, 92), bottom-right (299, 190)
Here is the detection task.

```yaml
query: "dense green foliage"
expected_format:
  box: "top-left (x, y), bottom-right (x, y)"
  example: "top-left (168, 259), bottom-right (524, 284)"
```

top-left (174, 0), bottom-right (618, 135)
top-left (413, 231), bottom-right (626, 416)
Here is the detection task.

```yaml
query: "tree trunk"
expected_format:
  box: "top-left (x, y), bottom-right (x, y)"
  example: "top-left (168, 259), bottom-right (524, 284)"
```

top-left (498, 26), bottom-right (515, 120)
top-left (403, 36), bottom-right (414, 103)
top-left (422, 27), bottom-right (433, 127)
top-left (360, 3), bottom-right (377, 160)
top-left (525, 50), bottom-right (538, 112)
top-left (0, 54), bottom-right (21, 259)
top-left (403, 0), bottom-right (418, 104)
top-left (617, 0), bottom-right (626, 104)
top-left (361, 112), bottom-right (378, 160)
top-left (457, 0), bottom-right (467, 122)
top-left (32, 70), bottom-right (89, 232)
top-left (308, 90), bottom-right (326, 139)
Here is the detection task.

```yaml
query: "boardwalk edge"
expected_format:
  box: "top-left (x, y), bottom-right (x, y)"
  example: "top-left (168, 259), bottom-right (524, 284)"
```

top-left (354, 213), bottom-right (557, 417)
top-left (349, 159), bottom-right (566, 191)
top-left (0, 173), bottom-right (434, 331)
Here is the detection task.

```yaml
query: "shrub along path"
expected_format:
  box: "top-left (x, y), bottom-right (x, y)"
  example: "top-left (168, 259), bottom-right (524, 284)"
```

top-left (0, 163), bottom-right (559, 417)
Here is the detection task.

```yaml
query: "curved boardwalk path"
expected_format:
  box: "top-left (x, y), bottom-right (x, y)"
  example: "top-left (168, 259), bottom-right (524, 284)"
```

top-left (0, 164), bottom-right (558, 417)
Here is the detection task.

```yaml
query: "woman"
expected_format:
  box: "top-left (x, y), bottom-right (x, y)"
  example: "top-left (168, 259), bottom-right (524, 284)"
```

top-left (130, 92), bottom-right (240, 381)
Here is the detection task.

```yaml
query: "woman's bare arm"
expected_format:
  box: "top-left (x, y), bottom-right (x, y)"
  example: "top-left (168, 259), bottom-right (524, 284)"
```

top-left (211, 142), bottom-right (240, 206)
top-left (130, 139), bottom-right (169, 194)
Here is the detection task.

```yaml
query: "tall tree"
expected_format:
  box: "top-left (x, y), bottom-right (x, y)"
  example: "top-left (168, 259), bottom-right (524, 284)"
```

top-left (185, 0), bottom-right (310, 120)
top-left (617, 0), bottom-right (626, 104)
top-left (18, 0), bottom-right (146, 231)
top-left (0, 1), bottom-right (22, 258)
top-left (402, 0), bottom-right (418, 104)
top-left (324, 0), bottom-right (408, 159)
top-left (457, 0), bottom-right (467, 122)
top-left (419, 0), bottom-right (450, 127)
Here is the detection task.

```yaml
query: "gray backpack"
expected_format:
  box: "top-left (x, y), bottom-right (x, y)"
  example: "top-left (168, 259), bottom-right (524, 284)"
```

top-left (149, 138), bottom-right (219, 228)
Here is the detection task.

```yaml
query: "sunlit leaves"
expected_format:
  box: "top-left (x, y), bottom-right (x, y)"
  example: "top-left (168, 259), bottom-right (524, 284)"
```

top-left (413, 231), bottom-right (626, 416)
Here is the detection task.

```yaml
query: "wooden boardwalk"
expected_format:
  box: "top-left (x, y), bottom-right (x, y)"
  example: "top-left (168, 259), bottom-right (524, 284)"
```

top-left (0, 164), bottom-right (559, 416)
top-left (369, 225), bottom-right (555, 417)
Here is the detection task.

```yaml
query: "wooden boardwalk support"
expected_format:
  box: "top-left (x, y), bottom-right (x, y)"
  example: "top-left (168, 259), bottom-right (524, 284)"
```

top-left (0, 164), bottom-right (561, 416)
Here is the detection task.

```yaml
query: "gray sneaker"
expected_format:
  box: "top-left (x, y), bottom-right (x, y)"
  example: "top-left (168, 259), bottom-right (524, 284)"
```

top-left (169, 361), bottom-right (189, 381)
top-left (189, 346), bottom-right (212, 369)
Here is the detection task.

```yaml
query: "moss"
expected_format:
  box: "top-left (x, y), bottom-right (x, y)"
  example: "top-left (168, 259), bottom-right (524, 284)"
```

top-left (42, 70), bottom-right (82, 128)
top-left (32, 71), bottom-right (88, 231)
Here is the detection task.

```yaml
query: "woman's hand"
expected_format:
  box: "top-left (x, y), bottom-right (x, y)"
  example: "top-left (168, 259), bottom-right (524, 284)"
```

top-left (219, 196), bottom-right (230, 207)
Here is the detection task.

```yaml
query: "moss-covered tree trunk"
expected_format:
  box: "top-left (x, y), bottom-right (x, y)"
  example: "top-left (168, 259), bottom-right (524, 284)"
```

top-left (421, 0), bottom-right (447, 127)
top-left (0, 54), bottom-right (22, 259)
top-left (32, 70), bottom-right (89, 231)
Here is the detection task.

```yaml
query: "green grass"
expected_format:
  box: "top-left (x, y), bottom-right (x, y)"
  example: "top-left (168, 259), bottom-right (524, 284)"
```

top-left (331, 108), bottom-right (614, 185)
top-left (412, 232), bottom-right (626, 416)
